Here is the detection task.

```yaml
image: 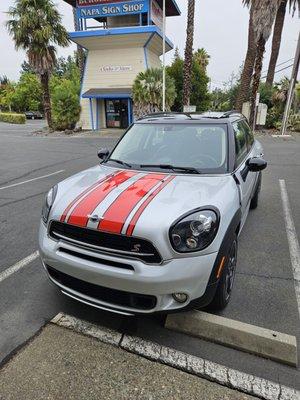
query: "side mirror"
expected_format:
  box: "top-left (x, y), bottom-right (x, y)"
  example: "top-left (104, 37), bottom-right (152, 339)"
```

top-left (246, 157), bottom-right (267, 172)
top-left (98, 148), bottom-right (110, 160)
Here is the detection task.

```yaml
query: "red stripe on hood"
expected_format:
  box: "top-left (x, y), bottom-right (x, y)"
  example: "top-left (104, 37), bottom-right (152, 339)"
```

top-left (126, 175), bottom-right (175, 236)
top-left (60, 172), bottom-right (117, 223)
top-left (67, 170), bottom-right (136, 227)
top-left (98, 174), bottom-right (166, 234)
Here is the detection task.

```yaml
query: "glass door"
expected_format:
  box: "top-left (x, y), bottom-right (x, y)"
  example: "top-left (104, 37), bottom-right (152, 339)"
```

top-left (105, 99), bottom-right (128, 128)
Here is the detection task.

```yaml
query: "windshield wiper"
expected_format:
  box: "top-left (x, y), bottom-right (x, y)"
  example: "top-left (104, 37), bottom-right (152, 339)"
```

top-left (140, 164), bottom-right (201, 174)
top-left (107, 159), bottom-right (133, 168)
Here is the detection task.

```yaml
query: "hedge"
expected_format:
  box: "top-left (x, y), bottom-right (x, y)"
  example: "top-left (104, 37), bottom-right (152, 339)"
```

top-left (0, 112), bottom-right (26, 124)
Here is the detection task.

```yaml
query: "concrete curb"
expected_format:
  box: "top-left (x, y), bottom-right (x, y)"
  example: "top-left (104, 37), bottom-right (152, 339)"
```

top-left (51, 313), bottom-right (300, 400)
top-left (165, 311), bottom-right (298, 367)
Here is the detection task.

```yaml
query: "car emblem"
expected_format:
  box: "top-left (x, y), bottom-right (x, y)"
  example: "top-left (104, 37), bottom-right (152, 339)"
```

top-left (87, 214), bottom-right (102, 223)
top-left (131, 244), bottom-right (141, 253)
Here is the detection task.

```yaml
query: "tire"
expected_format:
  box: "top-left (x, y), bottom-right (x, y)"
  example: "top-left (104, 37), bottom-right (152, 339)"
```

top-left (207, 237), bottom-right (238, 311)
top-left (250, 172), bottom-right (262, 210)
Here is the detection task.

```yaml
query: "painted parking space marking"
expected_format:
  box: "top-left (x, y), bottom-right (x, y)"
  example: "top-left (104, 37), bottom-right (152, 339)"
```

top-left (0, 170), bottom-right (64, 190)
top-left (279, 179), bottom-right (300, 315)
top-left (52, 313), bottom-right (300, 400)
top-left (0, 251), bottom-right (39, 284)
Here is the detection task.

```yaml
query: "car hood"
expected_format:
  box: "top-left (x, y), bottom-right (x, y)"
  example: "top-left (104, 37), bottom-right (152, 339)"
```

top-left (51, 165), bottom-right (239, 258)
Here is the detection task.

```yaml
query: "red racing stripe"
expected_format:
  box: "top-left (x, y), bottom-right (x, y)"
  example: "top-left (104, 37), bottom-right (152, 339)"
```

top-left (126, 176), bottom-right (175, 236)
top-left (60, 172), bottom-right (117, 223)
top-left (98, 174), bottom-right (166, 234)
top-left (67, 170), bottom-right (137, 227)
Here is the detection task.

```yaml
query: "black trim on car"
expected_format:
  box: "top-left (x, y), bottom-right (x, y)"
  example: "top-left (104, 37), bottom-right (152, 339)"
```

top-left (207, 208), bottom-right (242, 286)
top-left (46, 265), bottom-right (157, 311)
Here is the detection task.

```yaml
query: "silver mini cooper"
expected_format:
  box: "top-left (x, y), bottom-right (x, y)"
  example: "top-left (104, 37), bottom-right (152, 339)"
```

top-left (39, 112), bottom-right (267, 315)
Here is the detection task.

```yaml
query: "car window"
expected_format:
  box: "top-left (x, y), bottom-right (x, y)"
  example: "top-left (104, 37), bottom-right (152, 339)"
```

top-left (108, 123), bottom-right (228, 173)
top-left (233, 121), bottom-right (248, 166)
top-left (240, 120), bottom-right (254, 149)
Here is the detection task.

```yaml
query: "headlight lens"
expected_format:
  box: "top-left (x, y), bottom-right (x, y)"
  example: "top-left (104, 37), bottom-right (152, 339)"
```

top-left (170, 209), bottom-right (219, 252)
top-left (42, 185), bottom-right (58, 224)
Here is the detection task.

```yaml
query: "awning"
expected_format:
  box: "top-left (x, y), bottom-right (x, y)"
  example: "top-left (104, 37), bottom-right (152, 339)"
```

top-left (82, 88), bottom-right (132, 99)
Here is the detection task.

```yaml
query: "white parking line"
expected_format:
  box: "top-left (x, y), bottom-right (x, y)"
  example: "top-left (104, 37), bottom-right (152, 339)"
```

top-left (0, 170), bottom-right (64, 190)
top-left (279, 179), bottom-right (300, 315)
top-left (0, 251), bottom-right (39, 284)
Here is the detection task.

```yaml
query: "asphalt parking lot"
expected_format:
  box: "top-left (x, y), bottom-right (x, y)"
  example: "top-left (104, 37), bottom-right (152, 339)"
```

top-left (0, 120), bottom-right (300, 393)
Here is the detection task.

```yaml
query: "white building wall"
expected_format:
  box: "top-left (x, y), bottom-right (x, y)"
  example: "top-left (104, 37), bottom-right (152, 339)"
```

top-left (79, 37), bottom-right (162, 130)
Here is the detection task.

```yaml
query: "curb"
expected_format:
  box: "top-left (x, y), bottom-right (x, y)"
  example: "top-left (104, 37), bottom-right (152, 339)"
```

top-left (51, 313), bottom-right (300, 400)
top-left (165, 311), bottom-right (297, 367)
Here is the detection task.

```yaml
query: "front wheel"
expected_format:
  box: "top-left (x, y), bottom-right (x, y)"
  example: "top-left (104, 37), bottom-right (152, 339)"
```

top-left (208, 238), bottom-right (238, 311)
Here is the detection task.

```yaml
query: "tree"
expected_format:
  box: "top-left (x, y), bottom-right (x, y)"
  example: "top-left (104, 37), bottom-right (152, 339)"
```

top-left (266, 0), bottom-right (300, 86)
top-left (194, 48), bottom-right (210, 71)
top-left (236, 0), bottom-right (280, 125)
top-left (247, 0), bottom-right (281, 126)
top-left (183, 0), bottom-right (195, 107)
top-left (11, 72), bottom-right (42, 112)
top-left (235, 2), bottom-right (257, 111)
top-left (167, 50), bottom-right (210, 112)
top-left (132, 68), bottom-right (176, 118)
top-left (52, 79), bottom-right (81, 130)
top-left (72, 7), bottom-right (85, 81)
top-left (6, 0), bottom-right (69, 128)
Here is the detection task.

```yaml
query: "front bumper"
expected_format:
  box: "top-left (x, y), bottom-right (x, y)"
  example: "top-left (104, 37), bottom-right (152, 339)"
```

top-left (39, 222), bottom-right (218, 314)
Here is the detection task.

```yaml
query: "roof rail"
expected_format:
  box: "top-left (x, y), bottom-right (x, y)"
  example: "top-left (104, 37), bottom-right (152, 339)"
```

top-left (138, 112), bottom-right (193, 120)
top-left (219, 110), bottom-right (242, 118)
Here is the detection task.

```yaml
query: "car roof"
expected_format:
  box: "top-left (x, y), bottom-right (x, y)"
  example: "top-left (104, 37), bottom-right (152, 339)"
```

top-left (136, 111), bottom-right (246, 125)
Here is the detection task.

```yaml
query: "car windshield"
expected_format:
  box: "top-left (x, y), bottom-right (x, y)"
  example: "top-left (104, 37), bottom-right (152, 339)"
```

top-left (107, 123), bottom-right (228, 174)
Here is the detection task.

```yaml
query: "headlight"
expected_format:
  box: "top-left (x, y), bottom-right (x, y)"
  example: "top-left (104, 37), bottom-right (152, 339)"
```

top-left (42, 185), bottom-right (58, 224)
top-left (169, 209), bottom-right (219, 253)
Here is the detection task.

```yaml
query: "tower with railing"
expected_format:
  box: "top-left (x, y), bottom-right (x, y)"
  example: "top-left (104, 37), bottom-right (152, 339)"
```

top-left (64, 0), bottom-right (180, 130)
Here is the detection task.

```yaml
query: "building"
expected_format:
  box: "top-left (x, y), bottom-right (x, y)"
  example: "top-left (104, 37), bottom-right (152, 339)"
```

top-left (64, 0), bottom-right (180, 130)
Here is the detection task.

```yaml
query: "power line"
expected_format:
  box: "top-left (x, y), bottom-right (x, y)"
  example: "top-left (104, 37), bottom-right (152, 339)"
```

top-left (262, 63), bottom-right (293, 79)
top-left (261, 57), bottom-right (294, 74)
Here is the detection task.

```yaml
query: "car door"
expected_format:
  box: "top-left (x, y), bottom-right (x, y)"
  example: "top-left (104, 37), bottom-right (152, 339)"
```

top-left (232, 120), bottom-right (257, 223)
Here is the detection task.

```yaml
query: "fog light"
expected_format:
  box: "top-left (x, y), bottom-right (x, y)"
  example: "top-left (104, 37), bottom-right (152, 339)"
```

top-left (172, 293), bottom-right (188, 303)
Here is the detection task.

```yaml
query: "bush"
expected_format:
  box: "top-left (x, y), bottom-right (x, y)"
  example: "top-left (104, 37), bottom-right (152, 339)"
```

top-left (52, 79), bottom-right (80, 130)
top-left (0, 112), bottom-right (26, 124)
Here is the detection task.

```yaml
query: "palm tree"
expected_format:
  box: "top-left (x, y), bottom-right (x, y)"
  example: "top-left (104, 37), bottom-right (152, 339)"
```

top-left (266, 0), bottom-right (300, 86)
top-left (235, 2), bottom-right (257, 111)
top-left (6, 0), bottom-right (69, 128)
top-left (194, 48), bottom-right (210, 71)
top-left (235, 0), bottom-right (280, 123)
top-left (132, 68), bottom-right (176, 118)
top-left (183, 0), bottom-right (195, 107)
top-left (72, 7), bottom-right (85, 81)
top-left (247, 0), bottom-right (281, 126)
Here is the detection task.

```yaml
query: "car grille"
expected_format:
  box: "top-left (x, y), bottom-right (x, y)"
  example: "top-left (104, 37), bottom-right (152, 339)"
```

top-left (46, 265), bottom-right (157, 311)
top-left (49, 221), bottom-right (162, 264)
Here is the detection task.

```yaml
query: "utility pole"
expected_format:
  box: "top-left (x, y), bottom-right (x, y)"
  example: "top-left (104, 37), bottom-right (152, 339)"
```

top-left (162, 0), bottom-right (166, 112)
top-left (280, 31), bottom-right (300, 136)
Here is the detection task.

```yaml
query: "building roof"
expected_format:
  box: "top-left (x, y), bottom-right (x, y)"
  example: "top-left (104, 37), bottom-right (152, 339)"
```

top-left (63, 0), bottom-right (180, 17)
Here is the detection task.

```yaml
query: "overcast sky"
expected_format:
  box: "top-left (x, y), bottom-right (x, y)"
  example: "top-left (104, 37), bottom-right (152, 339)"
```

top-left (0, 0), bottom-right (299, 89)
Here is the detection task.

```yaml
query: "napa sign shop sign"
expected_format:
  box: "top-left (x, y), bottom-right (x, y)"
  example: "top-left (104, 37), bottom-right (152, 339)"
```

top-left (77, 0), bottom-right (149, 18)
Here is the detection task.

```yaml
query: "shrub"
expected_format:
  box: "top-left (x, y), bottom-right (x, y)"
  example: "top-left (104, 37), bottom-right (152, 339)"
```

top-left (0, 112), bottom-right (26, 124)
top-left (52, 79), bottom-right (80, 130)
